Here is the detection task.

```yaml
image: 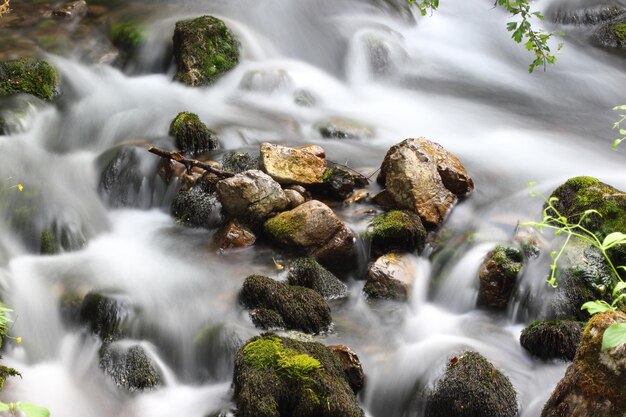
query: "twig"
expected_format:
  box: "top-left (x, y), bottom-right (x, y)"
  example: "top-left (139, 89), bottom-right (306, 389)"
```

top-left (147, 146), bottom-right (234, 178)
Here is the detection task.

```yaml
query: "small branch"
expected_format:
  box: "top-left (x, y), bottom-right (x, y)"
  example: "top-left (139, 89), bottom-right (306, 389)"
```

top-left (147, 146), bottom-right (234, 178)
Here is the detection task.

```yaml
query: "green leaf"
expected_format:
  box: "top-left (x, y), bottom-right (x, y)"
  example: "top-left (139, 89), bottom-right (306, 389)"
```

top-left (581, 300), bottom-right (615, 314)
top-left (0, 402), bottom-right (9, 412)
top-left (601, 323), bottom-right (626, 350)
top-left (614, 105), bottom-right (626, 111)
top-left (613, 281), bottom-right (626, 298)
top-left (18, 403), bottom-right (51, 417)
top-left (601, 232), bottom-right (626, 250)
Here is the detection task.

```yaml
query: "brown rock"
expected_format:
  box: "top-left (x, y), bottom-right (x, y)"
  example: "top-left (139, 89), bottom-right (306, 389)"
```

top-left (259, 142), bottom-right (327, 185)
top-left (263, 200), bottom-right (357, 269)
top-left (542, 311), bottom-right (626, 417)
top-left (298, 144), bottom-right (326, 158)
top-left (329, 345), bottom-right (365, 393)
top-left (363, 253), bottom-right (416, 300)
top-left (213, 220), bottom-right (256, 250)
top-left (477, 246), bottom-right (523, 309)
top-left (284, 189), bottom-right (305, 208)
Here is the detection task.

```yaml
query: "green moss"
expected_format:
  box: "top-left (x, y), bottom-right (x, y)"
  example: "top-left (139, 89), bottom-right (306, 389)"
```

top-left (173, 16), bottom-right (240, 86)
top-left (263, 211), bottom-right (305, 244)
top-left (243, 337), bottom-right (283, 369)
top-left (243, 336), bottom-right (321, 382)
top-left (111, 22), bottom-right (146, 49)
top-left (0, 57), bottom-right (59, 101)
top-left (611, 22), bottom-right (626, 43)
top-left (168, 112), bottom-right (219, 155)
top-left (40, 227), bottom-right (60, 255)
top-left (363, 210), bottom-right (426, 256)
top-left (322, 168), bottom-right (334, 183)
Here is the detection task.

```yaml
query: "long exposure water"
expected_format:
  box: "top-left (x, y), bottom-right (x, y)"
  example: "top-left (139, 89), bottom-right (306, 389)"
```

top-left (0, 0), bottom-right (625, 415)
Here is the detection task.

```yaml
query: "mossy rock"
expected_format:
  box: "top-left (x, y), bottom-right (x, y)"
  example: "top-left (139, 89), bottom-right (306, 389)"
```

top-left (287, 258), bottom-right (348, 300)
top-left (221, 151), bottom-right (259, 174)
top-left (233, 333), bottom-right (365, 417)
top-left (249, 308), bottom-right (286, 330)
top-left (193, 323), bottom-right (250, 380)
top-left (425, 351), bottom-right (518, 417)
top-left (364, 210), bottom-right (426, 257)
top-left (172, 15), bottom-right (240, 86)
top-left (99, 342), bottom-right (161, 392)
top-left (79, 292), bottom-right (133, 341)
top-left (169, 112), bottom-right (220, 155)
top-left (39, 221), bottom-right (87, 255)
top-left (0, 57), bottom-right (59, 101)
top-left (477, 245), bottom-right (523, 309)
top-left (591, 16), bottom-right (626, 49)
top-left (239, 275), bottom-right (332, 334)
top-left (520, 320), bottom-right (584, 361)
top-left (171, 188), bottom-right (219, 229)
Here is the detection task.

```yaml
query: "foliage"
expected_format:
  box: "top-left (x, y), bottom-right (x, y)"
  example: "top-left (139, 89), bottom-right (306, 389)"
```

top-left (408, 0), bottom-right (562, 72)
top-left (0, 0), bottom-right (9, 19)
top-left (524, 186), bottom-right (626, 351)
top-left (611, 105), bottom-right (626, 150)
top-left (0, 402), bottom-right (50, 417)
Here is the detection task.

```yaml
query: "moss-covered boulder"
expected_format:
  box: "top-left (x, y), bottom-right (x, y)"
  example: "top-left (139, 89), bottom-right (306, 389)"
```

top-left (172, 15), bottom-right (240, 86)
top-left (110, 21), bottom-right (146, 67)
top-left (591, 16), bottom-right (626, 49)
top-left (364, 253), bottom-right (417, 300)
top-left (287, 258), bottom-right (348, 300)
top-left (171, 188), bottom-right (219, 229)
top-left (520, 320), bottom-right (583, 361)
top-left (477, 246), bottom-right (523, 309)
top-left (0, 57), bottom-right (59, 101)
top-left (425, 351), bottom-right (518, 417)
top-left (221, 151), bottom-right (259, 174)
top-left (364, 210), bottom-right (426, 257)
top-left (79, 292), bottom-right (134, 341)
top-left (39, 220), bottom-right (87, 255)
top-left (233, 333), bottom-right (365, 417)
top-left (99, 342), bottom-right (162, 392)
top-left (169, 112), bottom-right (220, 155)
top-left (240, 275), bottom-right (332, 334)
top-left (541, 311), bottom-right (626, 417)
top-left (263, 200), bottom-right (357, 269)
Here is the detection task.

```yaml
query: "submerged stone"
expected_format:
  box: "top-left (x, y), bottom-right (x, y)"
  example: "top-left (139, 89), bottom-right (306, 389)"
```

top-left (171, 188), bottom-right (219, 229)
top-left (99, 342), bottom-right (162, 392)
top-left (173, 15), bottom-right (240, 86)
top-left (0, 57), bottom-right (59, 101)
top-left (520, 320), bottom-right (583, 361)
top-left (316, 117), bottom-right (374, 140)
top-left (79, 292), bottom-right (133, 341)
top-left (477, 245), bottom-right (523, 309)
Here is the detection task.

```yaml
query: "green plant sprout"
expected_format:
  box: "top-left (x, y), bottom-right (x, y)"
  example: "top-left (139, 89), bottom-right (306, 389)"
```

top-left (0, 401), bottom-right (50, 417)
top-left (611, 105), bottom-right (626, 150)
top-left (523, 184), bottom-right (626, 351)
top-left (408, 0), bottom-right (562, 72)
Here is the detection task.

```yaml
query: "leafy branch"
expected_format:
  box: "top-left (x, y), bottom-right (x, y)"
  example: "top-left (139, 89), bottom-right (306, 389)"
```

top-left (408, 0), bottom-right (562, 72)
top-left (611, 105), bottom-right (626, 150)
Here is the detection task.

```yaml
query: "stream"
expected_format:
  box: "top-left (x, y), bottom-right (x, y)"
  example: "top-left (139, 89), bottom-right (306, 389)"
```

top-left (0, 0), bottom-right (625, 416)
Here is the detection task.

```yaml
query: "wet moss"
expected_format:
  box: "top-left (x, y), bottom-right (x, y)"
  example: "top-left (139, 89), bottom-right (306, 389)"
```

top-left (0, 57), bottom-right (59, 101)
top-left (173, 16), bottom-right (240, 86)
top-left (287, 258), bottom-right (347, 300)
top-left (263, 211), bottom-right (306, 245)
top-left (40, 227), bottom-right (60, 255)
top-left (364, 210), bottom-right (426, 256)
top-left (477, 245), bottom-right (523, 309)
top-left (613, 22), bottom-right (626, 43)
top-left (169, 111), bottom-right (220, 155)
top-left (520, 319), bottom-right (584, 361)
top-left (110, 21), bottom-right (146, 66)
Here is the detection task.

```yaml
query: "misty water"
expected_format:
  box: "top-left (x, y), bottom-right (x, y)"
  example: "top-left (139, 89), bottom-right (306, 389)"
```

top-left (0, 0), bottom-right (625, 416)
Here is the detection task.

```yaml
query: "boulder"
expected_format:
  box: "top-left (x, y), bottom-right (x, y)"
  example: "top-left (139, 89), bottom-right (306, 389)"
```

top-left (364, 210), bottom-right (426, 257)
top-left (520, 320), bottom-right (584, 361)
top-left (592, 16), bottom-right (626, 49)
top-left (376, 138), bottom-right (473, 228)
top-left (550, 4), bottom-right (624, 25)
top-left (249, 308), bottom-right (287, 330)
top-left (541, 311), bottom-right (626, 417)
top-left (173, 15), bottom-right (239, 86)
top-left (287, 258), bottom-right (348, 300)
top-left (221, 151), bottom-right (259, 174)
top-left (99, 342), bottom-right (161, 392)
top-left (425, 351), bottom-right (518, 417)
top-left (79, 292), bottom-right (134, 341)
top-left (233, 333), bottom-right (364, 417)
top-left (98, 146), bottom-right (145, 208)
top-left (363, 253), bottom-right (416, 300)
top-left (193, 323), bottom-right (249, 380)
top-left (328, 345), bottom-right (365, 394)
top-left (259, 142), bottom-right (327, 185)
top-left (217, 170), bottom-right (289, 225)
top-left (239, 275), bottom-right (332, 334)
top-left (0, 57), bottom-right (59, 101)
top-left (171, 188), bottom-right (219, 228)
top-left (477, 246), bottom-right (523, 309)
top-left (316, 117), bottom-right (374, 140)
top-left (39, 220), bottom-right (86, 255)
top-left (263, 200), bottom-right (357, 269)
top-left (169, 112), bottom-right (220, 155)
top-left (213, 219), bottom-right (256, 250)
top-left (284, 189), bottom-right (306, 208)
top-left (0, 93), bottom-right (45, 135)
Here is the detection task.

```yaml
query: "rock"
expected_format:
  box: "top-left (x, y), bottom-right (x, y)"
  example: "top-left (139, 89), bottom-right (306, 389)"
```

top-left (0, 93), bottom-right (45, 135)
top-left (324, 166), bottom-right (369, 199)
top-left (592, 16), bottom-right (626, 49)
top-left (221, 151), bottom-right (259, 174)
top-left (284, 189), bottom-right (306, 208)
top-left (0, 57), bottom-right (59, 101)
top-left (297, 145), bottom-right (325, 159)
top-left (110, 21), bottom-right (146, 67)
top-left (249, 308), bottom-right (287, 330)
top-left (316, 117), bottom-right (374, 140)
top-left (328, 345), bottom-right (365, 394)
top-left (550, 5), bottom-right (624, 25)
top-left (363, 253), bottom-right (416, 300)
top-left (52, 1), bottom-right (87, 19)
top-left (364, 210), bottom-right (426, 257)
top-left (169, 112), bottom-right (220, 155)
top-left (171, 188), bottom-right (219, 228)
top-left (99, 342), bottom-right (161, 392)
top-left (213, 219), bottom-right (256, 250)
top-left (520, 320), bottom-right (584, 361)
top-left (217, 170), bottom-right (289, 225)
top-left (259, 142), bottom-right (327, 185)
top-left (240, 275), bottom-right (332, 334)
top-left (193, 323), bottom-right (249, 380)
top-left (173, 15), bottom-right (240, 86)
top-left (477, 246), bottom-right (523, 309)
top-left (239, 69), bottom-right (292, 93)
top-left (263, 200), bottom-right (357, 269)
top-left (425, 351), bottom-right (518, 417)
top-left (98, 146), bottom-right (145, 208)
top-left (294, 89), bottom-right (317, 107)
top-left (376, 138), bottom-right (473, 228)
top-left (79, 292), bottom-right (134, 341)
top-left (233, 333), bottom-right (364, 417)
top-left (39, 221), bottom-right (86, 255)
top-left (541, 311), bottom-right (626, 417)
top-left (287, 258), bottom-right (348, 300)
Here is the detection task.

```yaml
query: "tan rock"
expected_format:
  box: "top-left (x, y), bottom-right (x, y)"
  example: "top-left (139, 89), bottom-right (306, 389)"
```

top-left (213, 220), bottom-right (256, 250)
top-left (260, 142), bottom-right (327, 185)
top-left (329, 345), bottom-right (365, 393)
top-left (363, 253), bottom-right (416, 300)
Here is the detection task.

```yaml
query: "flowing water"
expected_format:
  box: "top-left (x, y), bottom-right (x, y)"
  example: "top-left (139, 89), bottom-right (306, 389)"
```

top-left (0, 0), bottom-right (625, 415)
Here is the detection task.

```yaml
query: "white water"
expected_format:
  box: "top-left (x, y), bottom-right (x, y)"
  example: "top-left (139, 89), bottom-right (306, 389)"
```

top-left (0, 0), bottom-right (625, 416)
